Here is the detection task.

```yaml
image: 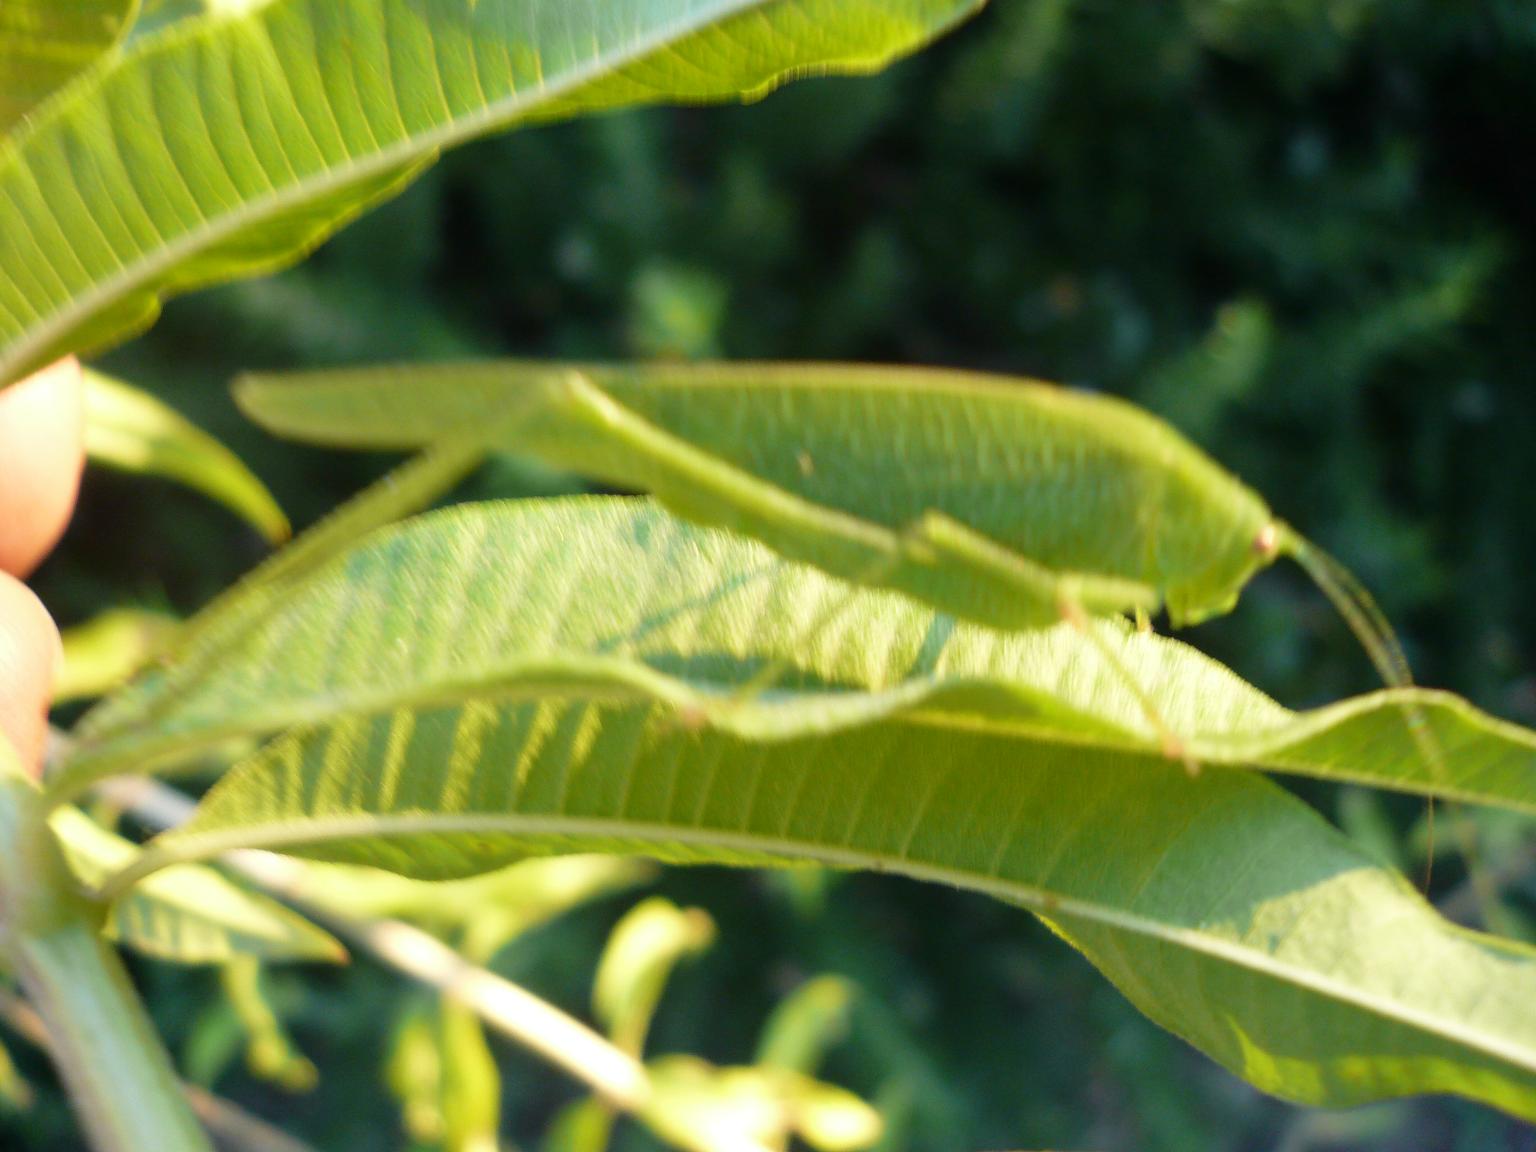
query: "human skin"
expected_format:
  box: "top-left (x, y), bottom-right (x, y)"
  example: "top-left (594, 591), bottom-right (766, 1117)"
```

top-left (0, 358), bottom-right (85, 775)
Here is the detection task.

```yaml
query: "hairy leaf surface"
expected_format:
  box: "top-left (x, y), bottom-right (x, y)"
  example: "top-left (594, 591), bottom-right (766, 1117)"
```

top-left (0, 0), bottom-right (983, 385)
top-left (58, 499), bottom-right (1536, 812)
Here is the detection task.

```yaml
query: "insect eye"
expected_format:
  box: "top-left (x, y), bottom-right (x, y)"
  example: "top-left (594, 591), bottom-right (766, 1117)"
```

top-left (1253, 523), bottom-right (1280, 557)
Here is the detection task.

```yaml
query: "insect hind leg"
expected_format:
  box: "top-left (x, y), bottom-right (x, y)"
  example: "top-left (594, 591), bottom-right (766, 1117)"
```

top-left (692, 511), bottom-right (1198, 779)
top-left (1057, 589), bottom-right (1200, 775)
top-left (901, 511), bottom-right (1198, 774)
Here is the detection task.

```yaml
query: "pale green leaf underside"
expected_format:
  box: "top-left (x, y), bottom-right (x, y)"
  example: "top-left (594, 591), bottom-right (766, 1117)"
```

top-left (50, 806), bottom-right (342, 964)
top-left (59, 499), bottom-right (1536, 814)
top-left (145, 695), bottom-right (1536, 1121)
top-left (161, 420), bottom-right (508, 677)
top-left (85, 369), bottom-right (289, 543)
top-left (234, 360), bottom-right (1277, 627)
top-left (0, 0), bottom-right (983, 385)
top-left (0, 0), bottom-right (138, 129)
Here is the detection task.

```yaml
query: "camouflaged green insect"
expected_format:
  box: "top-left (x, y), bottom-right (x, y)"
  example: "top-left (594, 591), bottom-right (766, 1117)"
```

top-left (234, 361), bottom-right (1409, 698)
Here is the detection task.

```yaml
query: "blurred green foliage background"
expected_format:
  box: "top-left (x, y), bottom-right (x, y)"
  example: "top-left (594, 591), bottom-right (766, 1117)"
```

top-left (9, 1), bottom-right (1536, 1149)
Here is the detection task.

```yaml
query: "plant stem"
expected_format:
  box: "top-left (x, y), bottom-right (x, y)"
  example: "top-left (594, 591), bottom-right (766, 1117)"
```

top-left (96, 776), bottom-right (778, 1152)
top-left (0, 989), bottom-right (316, 1152)
top-left (0, 759), bottom-right (210, 1152)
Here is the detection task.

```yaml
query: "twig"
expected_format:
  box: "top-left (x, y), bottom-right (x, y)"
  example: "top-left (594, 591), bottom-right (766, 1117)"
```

top-left (0, 989), bottom-right (316, 1152)
top-left (96, 776), bottom-right (654, 1114)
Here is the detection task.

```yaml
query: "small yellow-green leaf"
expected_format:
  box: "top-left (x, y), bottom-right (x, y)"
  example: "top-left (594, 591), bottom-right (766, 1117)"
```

top-left (540, 1097), bottom-right (615, 1152)
top-left (84, 370), bottom-right (289, 543)
top-left (594, 897), bottom-right (715, 1056)
top-left (0, 1035), bottom-right (33, 1112)
top-left (755, 976), bottom-right (857, 1075)
top-left (438, 1001), bottom-right (500, 1152)
top-left (51, 807), bottom-right (342, 964)
top-left (219, 956), bottom-right (318, 1091)
top-left (643, 1056), bottom-right (882, 1152)
top-left (385, 999), bottom-right (501, 1152)
top-left (388, 1006), bottom-right (447, 1145)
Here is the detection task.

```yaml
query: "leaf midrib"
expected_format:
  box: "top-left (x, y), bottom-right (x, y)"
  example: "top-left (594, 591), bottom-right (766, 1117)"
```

top-left (60, 619), bottom-right (1536, 814)
top-left (0, 0), bottom-right (781, 381)
top-left (58, 646), bottom-right (1536, 815)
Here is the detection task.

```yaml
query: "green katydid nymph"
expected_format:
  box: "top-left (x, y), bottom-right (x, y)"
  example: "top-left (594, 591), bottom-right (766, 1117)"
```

top-left (232, 361), bottom-right (1416, 727)
top-left (235, 357), bottom-right (1463, 886)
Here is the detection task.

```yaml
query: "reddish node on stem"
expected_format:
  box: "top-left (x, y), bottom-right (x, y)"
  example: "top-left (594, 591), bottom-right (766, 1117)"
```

top-left (1253, 522), bottom-right (1280, 558)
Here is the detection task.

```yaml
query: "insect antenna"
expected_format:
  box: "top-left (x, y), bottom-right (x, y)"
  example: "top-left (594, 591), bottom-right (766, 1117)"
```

top-left (1279, 525), bottom-right (1496, 916)
top-left (1280, 527), bottom-right (1412, 691)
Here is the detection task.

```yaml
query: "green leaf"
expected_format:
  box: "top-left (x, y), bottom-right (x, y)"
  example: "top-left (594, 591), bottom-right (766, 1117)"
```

top-left (0, 0), bottom-right (139, 129)
top-left (125, 696), bottom-right (1536, 1123)
top-left (387, 1004), bottom-right (450, 1145)
top-left (435, 1001), bottom-right (500, 1152)
top-left (0, 1033), bottom-right (33, 1113)
top-left (84, 369), bottom-right (289, 543)
top-left (386, 998), bottom-right (501, 1152)
top-left (77, 499), bottom-right (1536, 1122)
top-left (218, 955), bottom-right (318, 1091)
top-left (0, 0), bottom-right (984, 385)
top-left (56, 608), bottom-right (180, 704)
top-left (541, 1097), bottom-right (615, 1152)
top-left (57, 499), bottom-right (1536, 816)
top-left (754, 976), bottom-right (857, 1075)
top-left (593, 897), bottom-right (715, 1056)
top-left (50, 806), bottom-right (343, 965)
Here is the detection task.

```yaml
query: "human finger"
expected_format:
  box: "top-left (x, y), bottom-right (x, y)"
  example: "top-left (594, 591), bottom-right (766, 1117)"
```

top-left (0, 357), bottom-right (86, 578)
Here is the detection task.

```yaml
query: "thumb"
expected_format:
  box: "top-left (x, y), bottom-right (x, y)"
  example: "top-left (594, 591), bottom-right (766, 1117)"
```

top-left (0, 575), bottom-right (61, 779)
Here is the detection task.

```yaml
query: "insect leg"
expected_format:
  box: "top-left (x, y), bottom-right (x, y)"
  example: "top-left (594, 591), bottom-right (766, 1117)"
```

top-left (899, 512), bottom-right (1196, 772)
top-left (549, 374), bottom-right (1188, 760)
top-left (699, 509), bottom-right (1193, 776)
top-left (1056, 590), bottom-right (1199, 775)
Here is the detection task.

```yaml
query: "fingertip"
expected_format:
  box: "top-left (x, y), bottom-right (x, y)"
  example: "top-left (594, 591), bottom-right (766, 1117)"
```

top-left (0, 357), bottom-right (86, 578)
top-left (0, 574), bottom-right (60, 778)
